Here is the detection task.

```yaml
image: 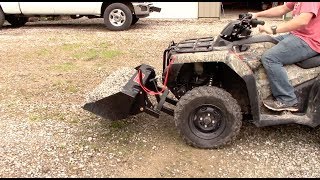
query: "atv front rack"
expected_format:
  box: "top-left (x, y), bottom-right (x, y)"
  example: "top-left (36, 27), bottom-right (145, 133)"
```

top-left (170, 37), bottom-right (215, 53)
top-left (163, 37), bottom-right (215, 71)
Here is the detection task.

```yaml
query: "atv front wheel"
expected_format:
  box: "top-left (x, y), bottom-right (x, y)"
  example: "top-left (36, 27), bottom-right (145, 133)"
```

top-left (174, 86), bottom-right (242, 149)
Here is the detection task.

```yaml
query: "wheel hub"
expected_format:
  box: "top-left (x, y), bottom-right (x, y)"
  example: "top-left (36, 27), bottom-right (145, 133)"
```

top-left (109, 9), bottom-right (126, 27)
top-left (192, 105), bottom-right (223, 133)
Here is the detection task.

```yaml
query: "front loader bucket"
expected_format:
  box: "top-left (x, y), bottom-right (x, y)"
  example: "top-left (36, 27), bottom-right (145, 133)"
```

top-left (83, 64), bottom-right (156, 120)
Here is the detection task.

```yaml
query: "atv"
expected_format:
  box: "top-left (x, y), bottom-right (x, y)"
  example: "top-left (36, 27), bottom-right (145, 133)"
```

top-left (83, 13), bottom-right (320, 149)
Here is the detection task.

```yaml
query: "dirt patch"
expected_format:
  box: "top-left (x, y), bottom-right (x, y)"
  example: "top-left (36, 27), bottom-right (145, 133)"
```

top-left (1, 17), bottom-right (320, 178)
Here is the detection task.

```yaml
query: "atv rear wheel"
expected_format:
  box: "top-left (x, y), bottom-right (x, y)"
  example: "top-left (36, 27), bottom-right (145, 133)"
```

top-left (174, 86), bottom-right (242, 149)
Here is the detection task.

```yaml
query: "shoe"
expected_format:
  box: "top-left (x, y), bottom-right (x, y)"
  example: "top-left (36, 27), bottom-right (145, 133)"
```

top-left (263, 99), bottom-right (299, 112)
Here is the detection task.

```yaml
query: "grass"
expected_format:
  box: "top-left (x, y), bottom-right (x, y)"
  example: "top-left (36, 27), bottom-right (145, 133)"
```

top-left (26, 43), bottom-right (122, 71)
top-left (29, 110), bottom-right (65, 122)
top-left (36, 48), bottom-right (50, 56)
top-left (61, 43), bottom-right (83, 51)
top-left (69, 118), bottom-right (80, 124)
top-left (72, 49), bottom-right (98, 61)
top-left (58, 143), bottom-right (67, 149)
top-left (72, 49), bottom-right (121, 61)
top-left (51, 62), bottom-right (77, 72)
top-left (60, 42), bottom-right (121, 61)
top-left (52, 79), bottom-right (79, 93)
top-left (48, 37), bottom-right (58, 42)
top-left (65, 80), bottom-right (78, 93)
top-left (29, 113), bottom-right (42, 122)
top-left (110, 121), bottom-right (129, 129)
top-left (66, 84), bottom-right (78, 93)
top-left (99, 42), bottom-right (109, 48)
top-left (22, 48), bottom-right (51, 60)
top-left (27, 42), bottom-right (121, 62)
top-left (101, 50), bottom-right (121, 59)
top-left (51, 112), bottom-right (66, 121)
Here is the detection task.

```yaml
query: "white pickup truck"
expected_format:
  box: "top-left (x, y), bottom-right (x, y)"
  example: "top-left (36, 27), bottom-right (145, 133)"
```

top-left (0, 2), bottom-right (161, 31)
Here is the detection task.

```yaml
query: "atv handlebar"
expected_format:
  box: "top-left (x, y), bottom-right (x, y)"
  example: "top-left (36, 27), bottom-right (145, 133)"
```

top-left (239, 13), bottom-right (252, 19)
top-left (239, 13), bottom-right (265, 27)
top-left (219, 13), bottom-right (267, 42)
top-left (250, 19), bottom-right (265, 26)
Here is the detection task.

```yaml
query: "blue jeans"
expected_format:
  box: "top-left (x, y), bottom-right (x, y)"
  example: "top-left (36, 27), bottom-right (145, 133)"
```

top-left (261, 33), bottom-right (318, 105)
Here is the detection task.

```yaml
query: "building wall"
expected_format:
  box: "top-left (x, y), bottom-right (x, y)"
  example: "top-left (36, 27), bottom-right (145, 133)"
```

top-left (198, 2), bottom-right (221, 18)
top-left (147, 2), bottom-right (198, 19)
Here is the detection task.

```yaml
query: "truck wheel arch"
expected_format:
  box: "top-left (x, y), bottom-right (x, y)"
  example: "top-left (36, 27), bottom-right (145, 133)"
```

top-left (101, 2), bottom-right (134, 16)
top-left (5, 15), bottom-right (28, 28)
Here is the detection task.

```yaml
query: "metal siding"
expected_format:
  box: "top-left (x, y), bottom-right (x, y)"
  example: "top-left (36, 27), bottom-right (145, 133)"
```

top-left (198, 2), bottom-right (221, 18)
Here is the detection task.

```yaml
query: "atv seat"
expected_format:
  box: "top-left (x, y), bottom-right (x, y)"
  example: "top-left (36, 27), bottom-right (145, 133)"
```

top-left (296, 54), bottom-right (320, 69)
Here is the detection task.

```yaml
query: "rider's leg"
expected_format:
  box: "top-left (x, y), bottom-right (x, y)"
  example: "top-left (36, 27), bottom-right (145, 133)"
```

top-left (261, 33), bottom-right (318, 111)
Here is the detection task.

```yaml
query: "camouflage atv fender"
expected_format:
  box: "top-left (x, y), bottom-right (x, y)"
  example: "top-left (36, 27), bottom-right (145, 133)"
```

top-left (173, 50), bottom-right (253, 77)
top-left (172, 50), bottom-right (261, 120)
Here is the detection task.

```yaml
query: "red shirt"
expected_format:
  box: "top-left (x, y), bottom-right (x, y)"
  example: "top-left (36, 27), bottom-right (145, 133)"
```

top-left (286, 2), bottom-right (320, 53)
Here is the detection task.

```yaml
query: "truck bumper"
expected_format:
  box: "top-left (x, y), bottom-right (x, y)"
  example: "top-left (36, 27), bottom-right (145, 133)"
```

top-left (150, 6), bottom-right (161, 12)
top-left (132, 2), bottom-right (161, 17)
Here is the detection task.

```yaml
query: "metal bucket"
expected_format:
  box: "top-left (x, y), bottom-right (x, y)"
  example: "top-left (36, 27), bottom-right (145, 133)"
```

top-left (82, 64), bottom-right (156, 120)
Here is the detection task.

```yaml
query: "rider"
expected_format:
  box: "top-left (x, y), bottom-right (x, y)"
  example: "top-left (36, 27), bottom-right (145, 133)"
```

top-left (251, 2), bottom-right (320, 112)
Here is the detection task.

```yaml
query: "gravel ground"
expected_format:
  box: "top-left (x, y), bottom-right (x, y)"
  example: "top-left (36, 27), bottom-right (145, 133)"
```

top-left (1, 14), bottom-right (320, 178)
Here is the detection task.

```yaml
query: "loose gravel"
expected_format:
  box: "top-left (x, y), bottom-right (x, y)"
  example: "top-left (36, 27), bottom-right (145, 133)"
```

top-left (85, 67), bottom-right (136, 103)
top-left (1, 13), bottom-right (320, 178)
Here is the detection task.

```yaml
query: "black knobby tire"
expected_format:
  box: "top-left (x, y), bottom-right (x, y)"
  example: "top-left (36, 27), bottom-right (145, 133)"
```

top-left (0, 6), bottom-right (5, 28)
top-left (174, 86), bottom-right (242, 149)
top-left (103, 3), bottom-right (133, 31)
top-left (131, 15), bottom-right (139, 25)
top-left (6, 15), bottom-right (28, 28)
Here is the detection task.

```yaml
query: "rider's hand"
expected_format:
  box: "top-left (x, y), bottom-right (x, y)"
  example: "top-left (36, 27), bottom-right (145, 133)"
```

top-left (248, 12), bottom-right (258, 19)
top-left (258, 25), bottom-right (272, 34)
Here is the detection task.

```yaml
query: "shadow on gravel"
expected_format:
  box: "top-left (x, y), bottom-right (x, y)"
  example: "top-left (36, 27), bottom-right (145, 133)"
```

top-left (238, 121), bottom-right (320, 146)
top-left (79, 111), bottom-right (180, 148)
top-left (81, 110), bottom-right (320, 149)
top-left (1, 22), bottom-right (150, 31)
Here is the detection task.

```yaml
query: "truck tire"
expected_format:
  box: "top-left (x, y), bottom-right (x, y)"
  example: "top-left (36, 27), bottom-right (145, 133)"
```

top-left (103, 3), bottom-right (133, 31)
top-left (0, 7), bottom-right (5, 28)
top-left (174, 86), bottom-right (242, 149)
top-left (6, 15), bottom-right (28, 28)
top-left (131, 15), bottom-right (139, 25)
